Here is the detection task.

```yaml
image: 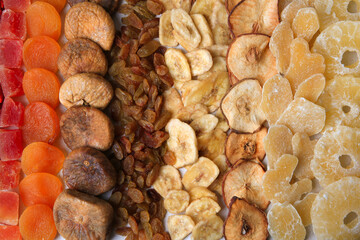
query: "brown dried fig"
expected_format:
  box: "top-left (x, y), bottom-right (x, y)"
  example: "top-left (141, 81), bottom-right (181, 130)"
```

top-left (224, 197), bottom-right (268, 240)
top-left (57, 38), bottom-right (108, 79)
top-left (53, 189), bottom-right (114, 240)
top-left (65, 2), bottom-right (115, 50)
top-left (63, 147), bottom-right (116, 195)
top-left (60, 106), bottom-right (114, 151)
top-left (225, 127), bottom-right (267, 166)
top-left (59, 73), bottom-right (113, 109)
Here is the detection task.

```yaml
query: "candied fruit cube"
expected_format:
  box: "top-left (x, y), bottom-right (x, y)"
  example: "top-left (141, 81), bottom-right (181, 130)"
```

top-left (0, 191), bottom-right (19, 226)
top-left (0, 97), bottom-right (24, 128)
top-left (0, 225), bottom-right (21, 240)
top-left (0, 160), bottom-right (21, 190)
top-left (285, 38), bottom-right (325, 93)
top-left (294, 73), bottom-right (325, 103)
top-left (293, 192), bottom-right (317, 227)
top-left (0, 129), bottom-right (23, 161)
top-left (0, 67), bottom-right (24, 98)
top-left (276, 97), bottom-right (325, 136)
top-left (262, 154), bottom-right (312, 203)
top-left (0, 40), bottom-right (23, 69)
top-left (0, 10), bottom-right (26, 40)
top-left (292, 132), bottom-right (316, 180)
top-left (260, 74), bottom-right (293, 125)
top-left (3, 0), bottom-right (30, 12)
top-left (292, 7), bottom-right (319, 42)
top-left (263, 124), bottom-right (293, 169)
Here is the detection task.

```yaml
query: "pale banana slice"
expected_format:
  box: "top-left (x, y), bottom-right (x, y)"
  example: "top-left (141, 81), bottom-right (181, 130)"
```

top-left (185, 197), bottom-right (221, 223)
top-left (168, 215), bottom-right (195, 240)
top-left (221, 79), bottom-right (266, 133)
top-left (186, 49), bottom-right (213, 76)
top-left (165, 119), bottom-right (198, 168)
top-left (164, 190), bottom-right (190, 214)
top-left (197, 128), bottom-right (226, 160)
top-left (181, 72), bottom-right (230, 112)
top-left (190, 114), bottom-right (219, 133)
top-left (182, 157), bottom-right (220, 190)
top-left (153, 165), bottom-right (182, 198)
top-left (163, 88), bottom-right (184, 118)
top-left (176, 103), bottom-right (209, 122)
top-left (165, 48), bottom-right (191, 87)
top-left (171, 9), bottom-right (201, 51)
top-left (212, 154), bottom-right (229, 172)
top-left (189, 187), bottom-right (218, 202)
top-left (192, 215), bottom-right (224, 240)
top-left (210, 1), bottom-right (231, 45)
top-left (160, 10), bottom-right (178, 47)
top-left (206, 45), bottom-right (228, 58)
top-left (209, 56), bottom-right (227, 73)
top-left (191, 14), bottom-right (214, 48)
top-left (172, 0), bottom-right (191, 12)
top-left (190, 0), bottom-right (218, 20)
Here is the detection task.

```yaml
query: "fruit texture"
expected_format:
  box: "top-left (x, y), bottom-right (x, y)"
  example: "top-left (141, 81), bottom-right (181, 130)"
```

top-left (0, 191), bottom-right (19, 226)
top-left (0, 129), bottom-right (23, 161)
top-left (0, 160), bottom-right (21, 190)
top-left (0, 67), bottom-right (24, 98)
top-left (3, 0), bottom-right (30, 12)
top-left (0, 39), bottom-right (23, 68)
top-left (294, 73), bottom-right (325, 103)
top-left (292, 7), bottom-right (319, 42)
top-left (0, 97), bottom-right (24, 128)
top-left (0, 10), bottom-right (26, 40)
top-left (0, 225), bottom-right (21, 240)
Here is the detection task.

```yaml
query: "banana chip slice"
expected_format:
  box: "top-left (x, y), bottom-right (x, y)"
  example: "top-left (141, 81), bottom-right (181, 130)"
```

top-left (186, 49), bottom-right (213, 76)
top-left (165, 119), bottom-right (198, 168)
top-left (189, 186), bottom-right (218, 202)
top-left (210, 1), bottom-right (231, 45)
top-left (164, 190), bottom-right (190, 214)
top-left (160, 10), bottom-right (178, 47)
top-left (192, 215), bottom-right (224, 240)
top-left (182, 157), bottom-right (220, 190)
top-left (190, 114), bottom-right (219, 133)
top-left (168, 215), bottom-right (195, 240)
top-left (171, 9), bottom-right (201, 51)
top-left (185, 197), bottom-right (221, 223)
top-left (159, 0), bottom-right (191, 12)
top-left (153, 165), bottom-right (182, 198)
top-left (165, 48), bottom-right (191, 87)
top-left (191, 14), bottom-right (214, 48)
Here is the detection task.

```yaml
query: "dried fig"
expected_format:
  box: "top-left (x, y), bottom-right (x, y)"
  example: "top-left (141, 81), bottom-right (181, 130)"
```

top-left (60, 106), bottom-right (114, 151)
top-left (63, 147), bottom-right (116, 195)
top-left (65, 2), bottom-right (115, 50)
top-left (53, 189), bottom-right (114, 240)
top-left (57, 38), bottom-right (108, 79)
top-left (59, 73), bottom-right (113, 109)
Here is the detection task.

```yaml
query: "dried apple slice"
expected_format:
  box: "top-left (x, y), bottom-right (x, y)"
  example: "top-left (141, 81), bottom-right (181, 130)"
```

top-left (225, 127), bottom-right (267, 166)
top-left (222, 160), bottom-right (269, 210)
top-left (228, 0), bottom-right (279, 37)
top-left (227, 34), bottom-right (277, 86)
top-left (276, 97), bottom-right (326, 136)
top-left (294, 73), bottom-right (325, 103)
top-left (260, 74), bottom-right (293, 125)
top-left (224, 197), bottom-right (268, 240)
top-left (221, 79), bottom-right (265, 133)
top-left (225, 0), bottom-right (241, 13)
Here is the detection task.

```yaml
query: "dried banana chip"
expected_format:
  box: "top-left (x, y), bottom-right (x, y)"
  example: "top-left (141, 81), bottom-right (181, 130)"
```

top-left (185, 197), bottom-right (221, 223)
top-left (206, 45), bottom-right (228, 58)
top-left (189, 187), bottom-right (218, 202)
top-left (210, 1), bottom-right (231, 45)
top-left (197, 128), bottom-right (226, 160)
top-left (153, 165), bottom-right (182, 198)
top-left (159, 10), bottom-right (178, 47)
top-left (186, 49), bottom-right (213, 76)
top-left (163, 88), bottom-right (184, 118)
top-left (190, 114), bottom-right (219, 133)
top-left (164, 190), bottom-right (190, 214)
top-left (192, 215), bottom-right (223, 240)
top-left (191, 14), bottom-right (214, 48)
top-left (168, 215), bottom-right (195, 240)
top-left (165, 48), bottom-right (191, 87)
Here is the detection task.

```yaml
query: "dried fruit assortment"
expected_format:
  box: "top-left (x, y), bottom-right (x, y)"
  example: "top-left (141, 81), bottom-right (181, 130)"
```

top-left (262, 1), bottom-right (360, 239)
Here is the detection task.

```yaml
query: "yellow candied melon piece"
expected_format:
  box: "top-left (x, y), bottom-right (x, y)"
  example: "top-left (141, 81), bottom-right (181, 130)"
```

top-left (292, 7), bottom-right (319, 42)
top-left (281, 0), bottom-right (308, 23)
top-left (293, 193), bottom-right (317, 227)
top-left (269, 22), bottom-right (294, 74)
top-left (292, 132), bottom-right (317, 180)
top-left (260, 74), bottom-right (293, 125)
top-left (317, 75), bottom-right (360, 131)
top-left (294, 73), bottom-right (325, 103)
top-left (312, 21), bottom-right (360, 79)
top-left (311, 177), bottom-right (360, 240)
top-left (276, 97), bottom-right (325, 136)
top-left (285, 38), bottom-right (325, 93)
top-left (268, 202), bottom-right (306, 240)
top-left (315, 0), bottom-right (360, 31)
top-left (262, 154), bottom-right (312, 203)
top-left (310, 126), bottom-right (360, 187)
top-left (263, 125), bottom-right (293, 169)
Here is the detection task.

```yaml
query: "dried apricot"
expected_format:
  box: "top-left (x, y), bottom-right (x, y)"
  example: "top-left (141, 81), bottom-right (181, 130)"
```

top-left (32, 0), bottom-right (66, 12)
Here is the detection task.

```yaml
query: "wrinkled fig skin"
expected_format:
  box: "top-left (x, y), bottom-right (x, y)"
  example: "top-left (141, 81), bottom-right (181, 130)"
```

top-left (65, 2), bottom-right (115, 50)
top-left (60, 106), bottom-right (115, 151)
top-left (53, 189), bottom-right (114, 240)
top-left (57, 38), bottom-right (108, 79)
top-left (59, 73), bottom-right (114, 109)
top-left (63, 147), bottom-right (116, 195)
top-left (67, 0), bottom-right (120, 14)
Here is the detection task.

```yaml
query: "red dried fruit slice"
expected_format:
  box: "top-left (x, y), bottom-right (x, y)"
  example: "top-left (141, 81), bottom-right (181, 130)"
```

top-left (3, 0), bottom-right (30, 12)
top-left (222, 160), bottom-right (269, 210)
top-left (224, 197), bottom-right (268, 240)
top-left (228, 0), bottom-right (279, 37)
top-left (0, 225), bottom-right (21, 240)
top-left (0, 67), bottom-right (24, 98)
top-left (0, 97), bottom-right (24, 128)
top-left (0, 10), bottom-right (26, 40)
top-left (0, 129), bottom-right (23, 161)
top-left (0, 39), bottom-right (23, 68)
top-left (0, 160), bottom-right (21, 190)
top-left (0, 191), bottom-right (19, 226)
